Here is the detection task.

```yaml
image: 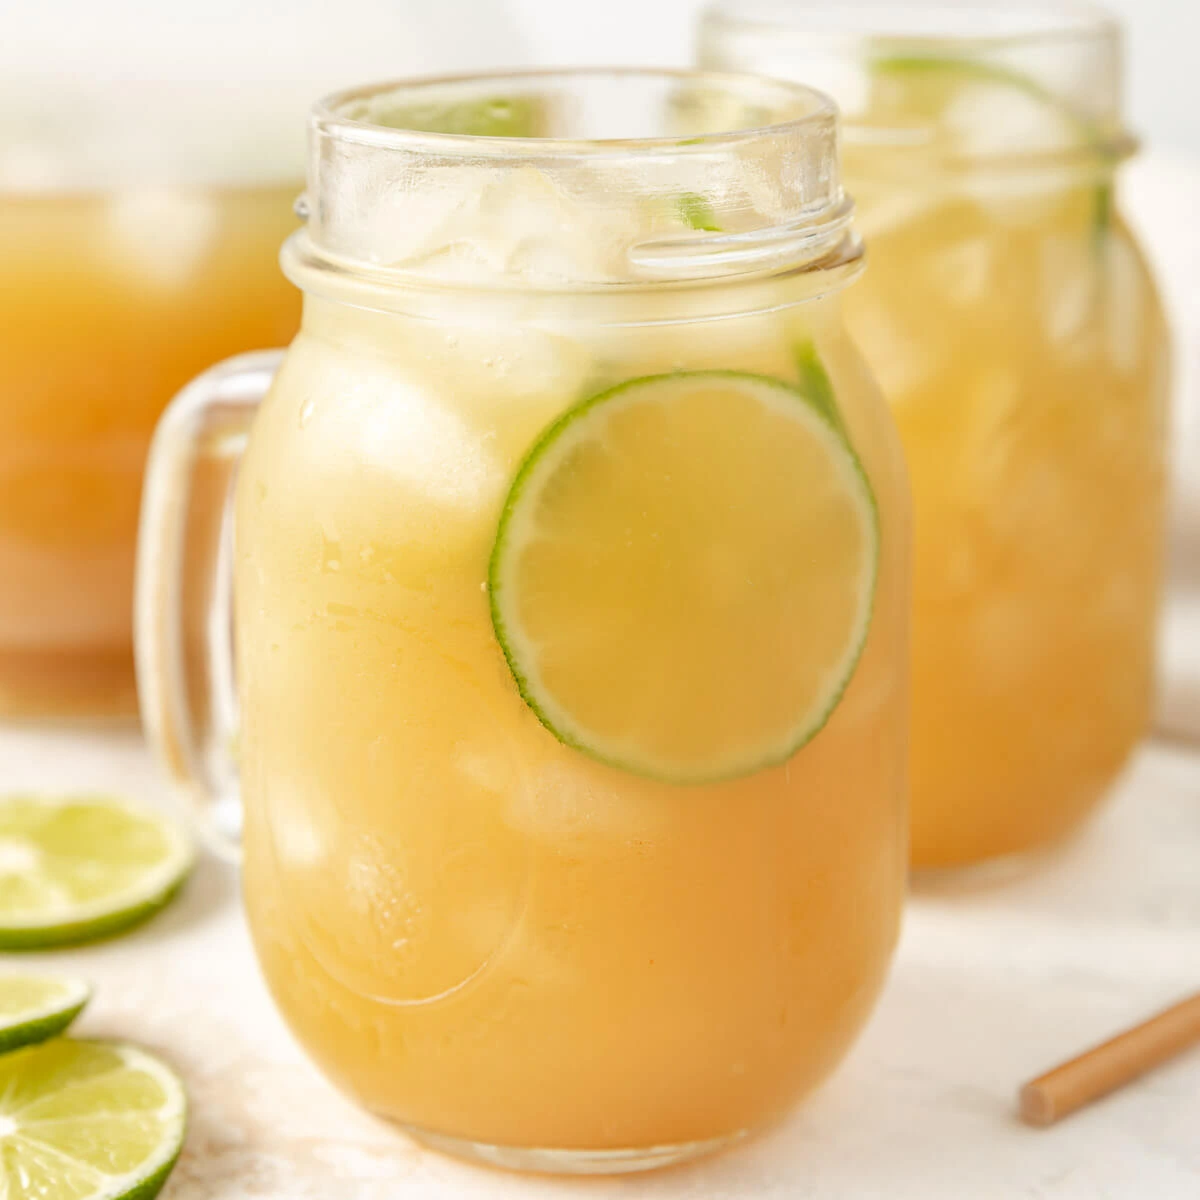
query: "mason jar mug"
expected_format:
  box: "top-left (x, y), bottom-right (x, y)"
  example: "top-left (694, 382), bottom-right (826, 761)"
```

top-left (701, 2), bottom-right (1170, 871)
top-left (136, 69), bottom-right (910, 1173)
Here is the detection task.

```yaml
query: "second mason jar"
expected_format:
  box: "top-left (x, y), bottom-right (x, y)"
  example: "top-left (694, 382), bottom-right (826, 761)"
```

top-left (137, 70), bottom-right (910, 1172)
top-left (701, 2), bottom-right (1170, 871)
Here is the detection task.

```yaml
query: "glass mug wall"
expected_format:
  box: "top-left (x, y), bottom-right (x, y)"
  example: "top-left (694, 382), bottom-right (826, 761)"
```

top-left (0, 82), bottom-right (302, 718)
top-left (701, 2), bottom-right (1170, 870)
top-left (137, 71), bottom-right (910, 1172)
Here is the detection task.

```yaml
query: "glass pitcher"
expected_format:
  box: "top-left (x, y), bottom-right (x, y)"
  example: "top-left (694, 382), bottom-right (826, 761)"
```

top-left (136, 69), bottom-right (910, 1173)
top-left (0, 0), bottom-right (526, 719)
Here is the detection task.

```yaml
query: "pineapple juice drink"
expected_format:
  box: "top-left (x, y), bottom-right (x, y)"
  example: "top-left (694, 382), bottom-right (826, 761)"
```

top-left (701, 3), bottom-right (1169, 869)
top-left (138, 71), bottom-right (911, 1172)
top-left (0, 185), bottom-right (299, 716)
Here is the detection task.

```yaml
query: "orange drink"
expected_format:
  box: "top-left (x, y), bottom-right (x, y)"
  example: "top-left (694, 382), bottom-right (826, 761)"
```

top-left (137, 71), bottom-right (910, 1172)
top-left (701, 3), bottom-right (1169, 869)
top-left (0, 186), bottom-right (299, 716)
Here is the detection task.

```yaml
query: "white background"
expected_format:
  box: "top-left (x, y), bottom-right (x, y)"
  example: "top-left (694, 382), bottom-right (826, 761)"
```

top-left (5, 1), bottom-right (1197, 155)
top-left (506, 0), bottom-right (1198, 155)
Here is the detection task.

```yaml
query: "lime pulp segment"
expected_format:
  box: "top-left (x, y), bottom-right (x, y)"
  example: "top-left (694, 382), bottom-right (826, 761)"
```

top-left (489, 370), bottom-right (879, 785)
top-left (0, 1039), bottom-right (187, 1200)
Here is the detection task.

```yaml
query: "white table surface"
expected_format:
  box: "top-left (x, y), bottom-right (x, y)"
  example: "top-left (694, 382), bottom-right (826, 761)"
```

top-left (1, 722), bottom-right (1197, 1200)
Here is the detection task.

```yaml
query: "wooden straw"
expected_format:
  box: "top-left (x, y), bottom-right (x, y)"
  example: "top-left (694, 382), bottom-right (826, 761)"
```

top-left (1019, 991), bottom-right (1200, 1127)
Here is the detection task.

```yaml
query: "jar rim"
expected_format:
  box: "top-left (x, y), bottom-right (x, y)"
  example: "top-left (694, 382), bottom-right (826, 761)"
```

top-left (698, 1), bottom-right (1130, 170)
top-left (301, 67), bottom-right (860, 290)
top-left (699, 1), bottom-right (1119, 55)
top-left (312, 67), bottom-right (840, 159)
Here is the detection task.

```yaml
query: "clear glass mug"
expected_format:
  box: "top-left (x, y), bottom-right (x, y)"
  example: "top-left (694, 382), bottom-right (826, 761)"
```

top-left (701, 2), bottom-right (1171, 872)
top-left (136, 70), bottom-right (910, 1173)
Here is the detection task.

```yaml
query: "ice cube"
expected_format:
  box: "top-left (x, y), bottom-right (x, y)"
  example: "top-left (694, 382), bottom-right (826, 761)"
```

top-left (964, 172), bottom-right (1075, 230)
top-left (105, 187), bottom-right (219, 290)
top-left (264, 773), bottom-right (338, 870)
top-left (270, 807), bottom-right (327, 871)
top-left (1039, 235), bottom-right (1097, 352)
top-left (301, 353), bottom-right (507, 514)
top-left (1103, 233), bottom-right (1145, 375)
top-left (847, 294), bottom-right (939, 405)
top-left (505, 759), bottom-right (667, 843)
top-left (830, 669), bottom-right (899, 730)
top-left (1090, 571), bottom-right (1141, 633)
top-left (454, 743), bottom-right (518, 797)
top-left (969, 591), bottom-right (1042, 687)
top-left (958, 368), bottom-right (1060, 535)
top-left (944, 79), bottom-right (1078, 160)
top-left (926, 235), bottom-right (995, 309)
top-left (851, 186), bottom-right (947, 242)
top-left (371, 164), bottom-right (649, 286)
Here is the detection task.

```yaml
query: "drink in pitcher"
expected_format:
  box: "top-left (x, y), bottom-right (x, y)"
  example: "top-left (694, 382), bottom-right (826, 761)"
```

top-left (138, 71), bottom-right (910, 1171)
top-left (701, 3), bottom-right (1169, 870)
top-left (0, 184), bottom-right (299, 716)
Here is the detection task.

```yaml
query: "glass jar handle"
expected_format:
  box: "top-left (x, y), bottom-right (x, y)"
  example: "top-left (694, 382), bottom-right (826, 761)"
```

top-left (135, 350), bottom-right (281, 861)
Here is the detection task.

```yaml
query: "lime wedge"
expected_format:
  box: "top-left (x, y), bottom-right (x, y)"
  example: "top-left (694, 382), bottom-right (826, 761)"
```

top-left (0, 975), bottom-right (91, 1054)
top-left (0, 1039), bottom-right (186, 1200)
top-left (489, 371), bottom-right (879, 784)
top-left (0, 797), bottom-right (192, 950)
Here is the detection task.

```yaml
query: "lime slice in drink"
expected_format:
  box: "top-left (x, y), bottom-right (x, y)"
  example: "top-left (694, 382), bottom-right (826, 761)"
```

top-left (0, 975), bottom-right (91, 1054)
top-left (0, 797), bottom-right (193, 950)
top-left (794, 339), bottom-right (844, 432)
top-left (489, 371), bottom-right (878, 784)
top-left (0, 1039), bottom-right (186, 1200)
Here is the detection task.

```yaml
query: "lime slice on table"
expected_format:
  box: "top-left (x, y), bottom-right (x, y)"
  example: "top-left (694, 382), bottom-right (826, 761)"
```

top-left (867, 55), bottom-right (1115, 236)
top-left (0, 1038), bottom-right (186, 1200)
top-left (0, 975), bottom-right (91, 1055)
top-left (0, 797), bottom-right (192, 950)
top-left (489, 371), bottom-right (878, 785)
